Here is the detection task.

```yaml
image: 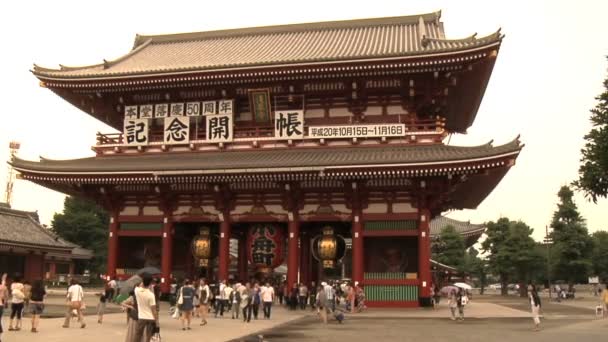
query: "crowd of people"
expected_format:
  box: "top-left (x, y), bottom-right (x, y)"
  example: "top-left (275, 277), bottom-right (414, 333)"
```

top-left (0, 273), bottom-right (374, 342)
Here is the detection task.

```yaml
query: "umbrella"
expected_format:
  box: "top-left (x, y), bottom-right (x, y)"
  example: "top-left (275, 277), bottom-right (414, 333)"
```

top-left (454, 282), bottom-right (473, 290)
top-left (136, 267), bottom-right (161, 276)
top-left (440, 285), bottom-right (459, 295)
top-left (115, 275), bottom-right (142, 303)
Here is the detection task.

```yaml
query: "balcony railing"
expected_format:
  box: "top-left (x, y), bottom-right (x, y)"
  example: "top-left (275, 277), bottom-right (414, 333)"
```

top-left (95, 116), bottom-right (445, 150)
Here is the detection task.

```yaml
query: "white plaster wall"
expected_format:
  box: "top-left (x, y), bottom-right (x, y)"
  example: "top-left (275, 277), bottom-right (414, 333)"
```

top-left (236, 111), bottom-right (253, 121)
top-left (392, 202), bottom-right (417, 213)
top-left (304, 109), bottom-right (325, 118)
top-left (265, 205), bottom-right (287, 214)
top-left (363, 203), bottom-right (388, 214)
top-left (143, 206), bottom-right (163, 216)
top-left (120, 206), bottom-right (139, 216)
top-left (365, 106), bottom-right (382, 116)
top-left (332, 204), bottom-right (351, 214)
top-left (328, 108), bottom-right (352, 117)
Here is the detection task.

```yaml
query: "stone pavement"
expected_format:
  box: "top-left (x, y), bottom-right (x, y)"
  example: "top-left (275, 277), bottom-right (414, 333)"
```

top-left (1, 304), bottom-right (306, 342)
top-left (355, 300), bottom-right (531, 319)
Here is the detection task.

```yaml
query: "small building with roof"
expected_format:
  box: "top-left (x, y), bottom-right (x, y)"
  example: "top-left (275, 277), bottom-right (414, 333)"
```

top-left (0, 203), bottom-right (92, 282)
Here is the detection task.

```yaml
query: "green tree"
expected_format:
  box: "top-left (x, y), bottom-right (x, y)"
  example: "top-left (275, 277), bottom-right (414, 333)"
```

top-left (51, 196), bottom-right (109, 273)
top-left (550, 186), bottom-right (593, 288)
top-left (433, 225), bottom-right (466, 270)
top-left (574, 58), bottom-right (608, 202)
top-left (482, 218), bottom-right (511, 295)
top-left (482, 218), bottom-right (543, 296)
top-left (502, 221), bottom-right (544, 297)
top-left (464, 247), bottom-right (488, 294)
top-left (591, 231), bottom-right (608, 283)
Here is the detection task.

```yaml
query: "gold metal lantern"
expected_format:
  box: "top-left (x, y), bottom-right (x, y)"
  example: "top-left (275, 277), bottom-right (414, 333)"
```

top-left (191, 227), bottom-right (212, 267)
top-left (318, 227), bottom-right (338, 268)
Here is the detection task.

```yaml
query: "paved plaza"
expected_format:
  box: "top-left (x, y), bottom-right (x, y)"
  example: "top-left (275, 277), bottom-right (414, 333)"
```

top-left (1, 294), bottom-right (604, 341)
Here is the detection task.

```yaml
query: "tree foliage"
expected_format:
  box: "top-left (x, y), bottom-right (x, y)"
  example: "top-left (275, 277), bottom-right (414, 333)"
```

top-left (591, 231), bottom-right (608, 283)
top-left (51, 196), bottom-right (109, 273)
top-left (464, 247), bottom-right (488, 294)
top-left (432, 225), bottom-right (466, 271)
top-left (482, 218), bottom-right (543, 296)
top-left (574, 58), bottom-right (608, 202)
top-left (550, 186), bottom-right (593, 285)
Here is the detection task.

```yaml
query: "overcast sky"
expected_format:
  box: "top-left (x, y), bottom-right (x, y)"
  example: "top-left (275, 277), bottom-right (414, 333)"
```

top-left (1, 0), bottom-right (606, 240)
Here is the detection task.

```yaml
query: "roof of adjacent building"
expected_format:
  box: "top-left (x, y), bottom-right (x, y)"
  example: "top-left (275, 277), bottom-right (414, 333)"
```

top-left (430, 215), bottom-right (485, 237)
top-left (0, 204), bottom-right (73, 251)
top-left (11, 139), bottom-right (521, 175)
top-left (32, 11), bottom-right (502, 79)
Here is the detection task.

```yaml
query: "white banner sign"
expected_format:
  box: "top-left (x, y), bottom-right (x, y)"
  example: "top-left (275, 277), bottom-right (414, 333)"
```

top-left (308, 123), bottom-right (406, 139)
top-left (274, 110), bottom-right (304, 140)
top-left (123, 119), bottom-right (149, 146)
top-left (206, 114), bottom-right (233, 143)
top-left (164, 117), bottom-right (190, 144)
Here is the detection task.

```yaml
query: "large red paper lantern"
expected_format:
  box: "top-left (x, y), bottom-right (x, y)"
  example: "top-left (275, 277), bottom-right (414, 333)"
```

top-left (247, 223), bottom-right (285, 273)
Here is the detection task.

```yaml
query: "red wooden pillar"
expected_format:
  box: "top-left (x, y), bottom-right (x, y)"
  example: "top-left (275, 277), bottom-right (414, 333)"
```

top-left (300, 232), bottom-right (311, 286)
top-left (418, 208), bottom-right (432, 305)
top-left (287, 213), bottom-right (300, 288)
top-left (161, 215), bottom-right (173, 293)
top-left (238, 234), bottom-right (248, 282)
top-left (107, 213), bottom-right (119, 280)
top-left (218, 216), bottom-right (231, 282)
top-left (351, 211), bottom-right (364, 285)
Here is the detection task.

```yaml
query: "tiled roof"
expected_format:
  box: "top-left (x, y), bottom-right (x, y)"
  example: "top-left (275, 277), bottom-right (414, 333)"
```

top-left (0, 204), bottom-right (72, 251)
top-left (430, 215), bottom-right (485, 237)
top-left (32, 11), bottom-right (502, 79)
top-left (11, 140), bottom-right (522, 174)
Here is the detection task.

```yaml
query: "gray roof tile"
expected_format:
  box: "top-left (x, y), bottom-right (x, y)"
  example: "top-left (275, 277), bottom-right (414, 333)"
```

top-left (0, 205), bottom-right (72, 250)
top-left (12, 140), bottom-right (522, 174)
top-left (33, 11), bottom-right (501, 79)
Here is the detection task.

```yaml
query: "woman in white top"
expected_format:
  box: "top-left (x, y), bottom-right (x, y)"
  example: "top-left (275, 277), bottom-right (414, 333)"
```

top-left (528, 284), bottom-right (542, 331)
top-left (9, 275), bottom-right (25, 331)
top-left (0, 273), bottom-right (9, 339)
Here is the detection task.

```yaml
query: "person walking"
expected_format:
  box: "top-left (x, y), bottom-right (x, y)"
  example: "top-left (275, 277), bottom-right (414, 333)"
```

top-left (316, 285), bottom-right (328, 324)
top-left (198, 279), bottom-right (210, 326)
top-left (9, 275), bottom-right (25, 331)
top-left (120, 288), bottom-right (140, 342)
top-left (309, 282), bottom-right (317, 310)
top-left (276, 283), bottom-right (284, 305)
top-left (347, 283), bottom-right (356, 313)
top-left (97, 281), bottom-right (113, 324)
top-left (230, 283), bottom-right (241, 319)
top-left (28, 280), bottom-right (46, 333)
top-left (323, 282), bottom-right (335, 312)
top-left (133, 276), bottom-right (158, 342)
top-left (262, 282), bottom-right (275, 319)
top-left (289, 283), bottom-right (298, 310)
top-left (22, 281), bottom-right (32, 313)
top-left (601, 284), bottom-right (608, 318)
top-left (528, 284), bottom-right (542, 331)
top-left (252, 283), bottom-right (261, 319)
top-left (179, 279), bottom-right (195, 330)
top-left (0, 273), bottom-right (9, 341)
top-left (241, 282), bottom-right (253, 323)
top-left (448, 288), bottom-right (465, 321)
top-left (62, 278), bottom-right (85, 329)
top-left (215, 280), bottom-right (227, 318)
top-left (298, 283), bottom-right (308, 310)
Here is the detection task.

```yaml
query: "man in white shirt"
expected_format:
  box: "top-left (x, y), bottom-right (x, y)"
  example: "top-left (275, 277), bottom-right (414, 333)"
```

top-left (134, 276), bottom-right (158, 342)
top-left (63, 278), bottom-right (85, 328)
top-left (323, 282), bottom-right (336, 312)
top-left (107, 278), bottom-right (117, 300)
top-left (215, 280), bottom-right (227, 317)
top-left (261, 282), bottom-right (275, 319)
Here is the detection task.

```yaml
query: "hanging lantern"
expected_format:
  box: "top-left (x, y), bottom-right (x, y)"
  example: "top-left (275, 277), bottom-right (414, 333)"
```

top-left (312, 226), bottom-right (347, 269)
top-left (191, 227), bottom-right (212, 267)
top-left (318, 227), bottom-right (338, 268)
top-left (247, 223), bottom-right (285, 274)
